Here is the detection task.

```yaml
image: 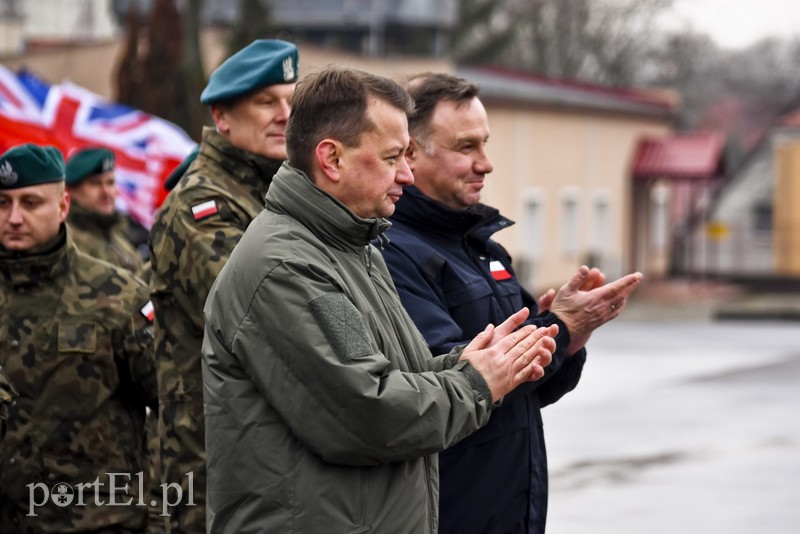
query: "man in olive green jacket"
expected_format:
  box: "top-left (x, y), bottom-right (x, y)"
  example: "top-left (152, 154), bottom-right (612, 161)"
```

top-left (202, 67), bottom-right (558, 533)
top-left (0, 143), bottom-right (156, 532)
top-left (149, 39), bottom-right (298, 533)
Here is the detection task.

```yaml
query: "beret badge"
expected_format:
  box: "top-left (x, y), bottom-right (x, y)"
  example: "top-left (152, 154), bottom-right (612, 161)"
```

top-left (0, 161), bottom-right (18, 186)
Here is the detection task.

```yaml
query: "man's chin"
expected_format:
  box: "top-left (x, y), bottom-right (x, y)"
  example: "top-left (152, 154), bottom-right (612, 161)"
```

top-left (1, 239), bottom-right (31, 251)
top-left (261, 139), bottom-right (287, 161)
top-left (377, 204), bottom-right (396, 219)
top-left (466, 191), bottom-right (483, 206)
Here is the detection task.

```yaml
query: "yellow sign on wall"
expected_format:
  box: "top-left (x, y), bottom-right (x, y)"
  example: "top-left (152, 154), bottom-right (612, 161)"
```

top-left (706, 221), bottom-right (730, 241)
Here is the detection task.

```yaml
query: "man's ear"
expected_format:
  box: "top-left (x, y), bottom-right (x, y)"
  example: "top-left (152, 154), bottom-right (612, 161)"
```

top-left (59, 189), bottom-right (70, 223)
top-left (406, 138), bottom-right (421, 172)
top-left (315, 140), bottom-right (343, 183)
top-left (210, 105), bottom-right (229, 134)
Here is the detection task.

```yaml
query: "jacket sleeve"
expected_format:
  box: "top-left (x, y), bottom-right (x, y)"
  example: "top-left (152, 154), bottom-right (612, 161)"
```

top-left (380, 242), bottom-right (471, 354)
top-left (203, 259), bottom-right (495, 467)
top-left (383, 238), bottom-right (585, 404)
top-left (150, 193), bottom-right (249, 319)
top-left (502, 286), bottom-right (586, 404)
top-left (120, 277), bottom-right (158, 410)
top-left (536, 348), bottom-right (586, 407)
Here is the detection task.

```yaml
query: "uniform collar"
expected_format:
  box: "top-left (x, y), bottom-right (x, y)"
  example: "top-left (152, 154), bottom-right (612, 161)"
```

top-left (200, 127), bottom-right (283, 202)
top-left (67, 201), bottom-right (123, 234)
top-left (0, 227), bottom-right (73, 287)
top-left (266, 163), bottom-right (390, 251)
top-left (391, 186), bottom-right (513, 241)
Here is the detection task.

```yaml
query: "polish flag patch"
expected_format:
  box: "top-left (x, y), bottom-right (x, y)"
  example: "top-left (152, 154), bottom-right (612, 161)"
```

top-left (140, 300), bottom-right (155, 321)
top-left (490, 260), bottom-right (512, 281)
top-left (191, 200), bottom-right (218, 220)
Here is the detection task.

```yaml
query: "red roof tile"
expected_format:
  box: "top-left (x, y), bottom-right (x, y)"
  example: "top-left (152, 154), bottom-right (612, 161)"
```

top-left (632, 132), bottom-right (725, 179)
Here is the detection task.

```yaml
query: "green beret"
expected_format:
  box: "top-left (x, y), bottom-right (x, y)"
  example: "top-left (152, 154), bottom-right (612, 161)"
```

top-left (164, 145), bottom-right (199, 191)
top-left (200, 39), bottom-right (298, 105)
top-left (0, 144), bottom-right (65, 190)
top-left (65, 147), bottom-right (115, 186)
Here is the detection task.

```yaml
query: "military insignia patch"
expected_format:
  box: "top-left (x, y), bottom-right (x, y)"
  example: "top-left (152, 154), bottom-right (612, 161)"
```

top-left (102, 157), bottom-right (114, 172)
top-left (0, 160), bottom-right (18, 186)
top-left (490, 260), bottom-right (512, 281)
top-left (191, 200), bottom-right (218, 220)
top-left (140, 300), bottom-right (155, 321)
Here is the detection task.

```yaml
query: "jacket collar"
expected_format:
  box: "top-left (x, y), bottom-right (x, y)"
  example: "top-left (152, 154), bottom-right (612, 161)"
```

top-left (0, 227), bottom-right (73, 288)
top-left (391, 186), bottom-right (513, 242)
top-left (266, 163), bottom-right (390, 251)
top-left (199, 127), bottom-right (283, 202)
top-left (66, 201), bottom-right (123, 235)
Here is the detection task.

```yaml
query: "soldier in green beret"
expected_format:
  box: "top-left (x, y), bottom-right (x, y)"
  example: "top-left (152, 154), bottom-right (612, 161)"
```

top-left (66, 147), bottom-right (162, 531)
top-left (0, 143), bottom-right (158, 532)
top-left (65, 147), bottom-right (146, 277)
top-left (148, 38), bottom-right (299, 534)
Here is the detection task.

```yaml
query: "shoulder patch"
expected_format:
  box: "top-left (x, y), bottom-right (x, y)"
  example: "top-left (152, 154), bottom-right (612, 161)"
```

top-left (490, 260), bottom-right (512, 281)
top-left (191, 200), bottom-right (219, 221)
top-left (140, 300), bottom-right (155, 321)
top-left (308, 293), bottom-right (372, 362)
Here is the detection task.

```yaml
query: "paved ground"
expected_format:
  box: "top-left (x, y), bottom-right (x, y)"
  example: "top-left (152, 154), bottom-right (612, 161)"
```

top-left (542, 287), bottom-right (800, 534)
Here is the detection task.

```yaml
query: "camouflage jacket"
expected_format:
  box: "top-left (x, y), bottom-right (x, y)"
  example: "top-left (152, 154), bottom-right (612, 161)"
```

top-left (0, 364), bottom-right (16, 438)
top-left (0, 228), bottom-right (157, 533)
top-left (67, 201), bottom-right (144, 275)
top-left (148, 127), bottom-right (281, 533)
top-left (149, 126), bottom-right (281, 402)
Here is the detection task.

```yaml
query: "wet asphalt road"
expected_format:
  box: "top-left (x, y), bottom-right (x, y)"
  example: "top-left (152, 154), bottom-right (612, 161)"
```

top-left (543, 317), bottom-right (800, 534)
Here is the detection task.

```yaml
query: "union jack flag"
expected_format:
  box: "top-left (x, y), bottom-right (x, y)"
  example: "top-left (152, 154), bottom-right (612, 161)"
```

top-left (0, 65), bottom-right (196, 228)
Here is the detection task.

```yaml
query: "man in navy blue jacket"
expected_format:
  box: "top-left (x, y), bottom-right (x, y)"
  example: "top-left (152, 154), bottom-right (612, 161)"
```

top-left (380, 73), bottom-right (643, 534)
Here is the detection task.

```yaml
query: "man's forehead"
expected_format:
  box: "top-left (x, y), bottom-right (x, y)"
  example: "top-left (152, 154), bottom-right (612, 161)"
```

top-left (366, 98), bottom-right (408, 130)
top-left (252, 83), bottom-right (295, 98)
top-left (0, 182), bottom-right (60, 198)
top-left (431, 100), bottom-right (488, 135)
top-left (83, 171), bottom-right (115, 182)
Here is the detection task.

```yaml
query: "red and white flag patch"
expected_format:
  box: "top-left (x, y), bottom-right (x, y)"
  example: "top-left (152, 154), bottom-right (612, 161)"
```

top-left (490, 260), bottom-right (512, 281)
top-left (191, 200), bottom-right (218, 220)
top-left (140, 300), bottom-right (155, 321)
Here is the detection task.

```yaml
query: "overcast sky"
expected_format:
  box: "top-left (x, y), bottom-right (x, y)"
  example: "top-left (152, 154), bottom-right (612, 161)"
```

top-left (664, 0), bottom-right (800, 49)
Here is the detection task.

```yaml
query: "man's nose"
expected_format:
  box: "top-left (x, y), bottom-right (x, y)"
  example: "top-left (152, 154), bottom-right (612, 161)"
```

top-left (7, 202), bottom-right (23, 224)
top-left (275, 100), bottom-right (291, 122)
top-left (397, 156), bottom-right (414, 185)
top-left (475, 146), bottom-right (494, 175)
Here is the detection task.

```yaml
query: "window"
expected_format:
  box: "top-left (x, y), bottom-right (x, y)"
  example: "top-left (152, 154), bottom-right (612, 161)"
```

top-left (561, 188), bottom-right (580, 256)
top-left (591, 192), bottom-right (611, 255)
top-left (520, 189), bottom-right (545, 260)
top-left (650, 184), bottom-right (670, 249)
top-left (752, 202), bottom-right (773, 233)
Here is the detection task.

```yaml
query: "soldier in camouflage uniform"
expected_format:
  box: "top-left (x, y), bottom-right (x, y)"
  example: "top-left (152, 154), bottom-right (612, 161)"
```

top-left (0, 143), bottom-right (158, 533)
top-left (66, 147), bottom-right (163, 532)
top-left (148, 39), bottom-right (299, 534)
top-left (65, 147), bottom-right (146, 277)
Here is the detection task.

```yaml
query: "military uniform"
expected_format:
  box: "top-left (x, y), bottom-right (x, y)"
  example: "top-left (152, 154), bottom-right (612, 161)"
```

top-left (148, 127), bottom-right (282, 533)
top-left (0, 229), bottom-right (157, 533)
top-left (0, 364), bottom-right (16, 439)
top-left (67, 201), bottom-right (144, 274)
top-left (64, 146), bottom-right (161, 532)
